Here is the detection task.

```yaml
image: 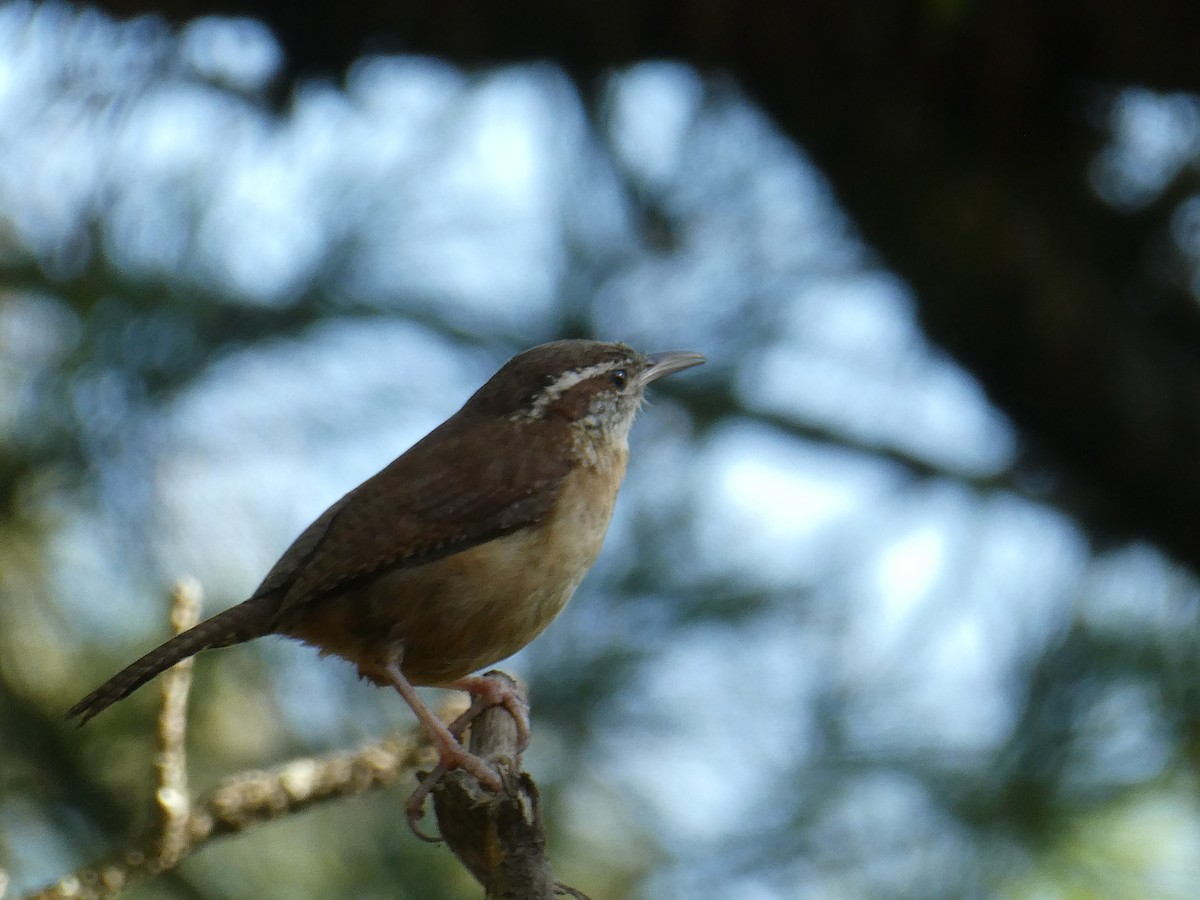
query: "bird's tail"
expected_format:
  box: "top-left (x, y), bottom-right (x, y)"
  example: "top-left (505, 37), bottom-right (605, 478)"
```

top-left (67, 595), bottom-right (276, 724)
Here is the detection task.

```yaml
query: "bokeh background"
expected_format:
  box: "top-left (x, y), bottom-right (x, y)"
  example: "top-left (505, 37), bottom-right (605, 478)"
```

top-left (5, 2), bottom-right (1200, 898)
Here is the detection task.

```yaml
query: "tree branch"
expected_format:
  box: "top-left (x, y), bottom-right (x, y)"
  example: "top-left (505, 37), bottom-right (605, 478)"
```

top-left (24, 732), bottom-right (432, 900)
top-left (432, 672), bottom-right (590, 900)
top-left (23, 583), bottom-right (434, 900)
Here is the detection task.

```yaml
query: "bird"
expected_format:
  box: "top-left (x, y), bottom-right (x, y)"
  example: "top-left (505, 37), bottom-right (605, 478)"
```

top-left (68, 339), bottom-right (705, 805)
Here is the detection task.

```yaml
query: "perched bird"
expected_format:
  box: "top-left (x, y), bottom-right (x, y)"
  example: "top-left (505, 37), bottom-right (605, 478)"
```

top-left (69, 339), bottom-right (704, 799)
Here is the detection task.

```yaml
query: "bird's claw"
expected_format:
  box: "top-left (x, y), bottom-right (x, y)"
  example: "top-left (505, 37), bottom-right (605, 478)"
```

top-left (406, 766), bottom-right (448, 842)
top-left (404, 743), bottom-right (503, 841)
top-left (446, 673), bottom-right (532, 756)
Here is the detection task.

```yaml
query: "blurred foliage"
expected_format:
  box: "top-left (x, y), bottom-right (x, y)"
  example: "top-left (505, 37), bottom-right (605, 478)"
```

top-left (5, 2), bottom-right (1200, 899)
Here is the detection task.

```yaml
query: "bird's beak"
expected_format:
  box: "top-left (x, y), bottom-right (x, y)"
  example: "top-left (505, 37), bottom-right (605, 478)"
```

top-left (640, 350), bottom-right (706, 385)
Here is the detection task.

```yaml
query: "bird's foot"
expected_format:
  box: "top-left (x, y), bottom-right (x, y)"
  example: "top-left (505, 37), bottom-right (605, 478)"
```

top-left (405, 740), bottom-right (502, 842)
top-left (444, 672), bottom-right (531, 756)
top-left (386, 660), bottom-right (524, 839)
top-left (405, 673), bottom-right (531, 840)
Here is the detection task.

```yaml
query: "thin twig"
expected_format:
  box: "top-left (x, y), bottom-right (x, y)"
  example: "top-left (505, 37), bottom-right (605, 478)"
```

top-left (22, 732), bottom-right (431, 900)
top-left (153, 579), bottom-right (201, 870)
top-left (23, 581), bottom-right (438, 900)
top-left (189, 731), bottom-right (431, 841)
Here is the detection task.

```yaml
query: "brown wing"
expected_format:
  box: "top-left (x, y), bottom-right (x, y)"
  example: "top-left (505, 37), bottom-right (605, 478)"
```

top-left (252, 411), bottom-right (573, 615)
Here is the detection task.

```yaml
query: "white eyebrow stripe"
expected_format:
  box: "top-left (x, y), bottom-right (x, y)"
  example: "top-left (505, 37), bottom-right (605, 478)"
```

top-left (530, 361), bottom-right (622, 415)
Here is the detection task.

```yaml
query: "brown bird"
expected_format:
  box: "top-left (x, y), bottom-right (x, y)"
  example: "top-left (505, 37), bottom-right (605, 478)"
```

top-left (69, 339), bottom-right (704, 802)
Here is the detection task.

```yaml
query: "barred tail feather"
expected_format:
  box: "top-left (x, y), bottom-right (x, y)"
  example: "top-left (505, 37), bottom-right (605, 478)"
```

top-left (67, 596), bottom-right (275, 724)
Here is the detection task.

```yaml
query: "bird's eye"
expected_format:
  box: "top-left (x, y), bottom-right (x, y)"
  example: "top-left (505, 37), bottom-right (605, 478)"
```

top-left (610, 369), bottom-right (628, 390)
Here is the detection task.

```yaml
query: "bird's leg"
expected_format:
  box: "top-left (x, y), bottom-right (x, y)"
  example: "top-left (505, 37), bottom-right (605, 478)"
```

top-left (386, 657), bottom-right (508, 840)
top-left (387, 658), bottom-right (533, 840)
top-left (384, 656), bottom-right (503, 791)
top-left (386, 654), bottom-right (506, 838)
top-left (444, 672), bottom-right (531, 755)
